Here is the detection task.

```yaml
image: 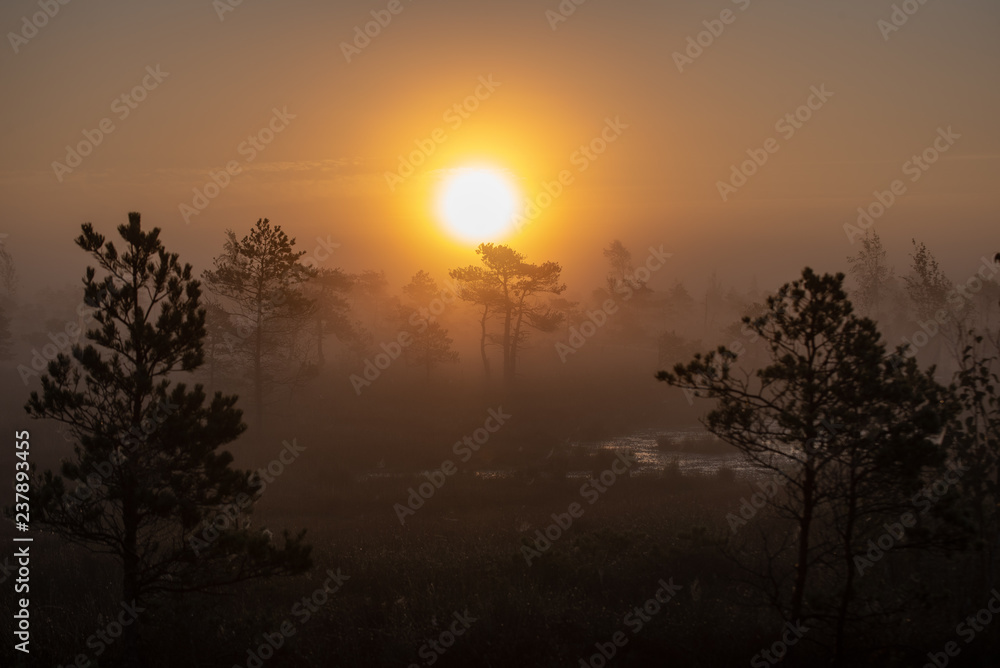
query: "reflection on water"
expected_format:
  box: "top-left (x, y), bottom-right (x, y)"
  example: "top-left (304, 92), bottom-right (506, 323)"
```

top-left (359, 429), bottom-right (771, 482)
top-left (578, 428), bottom-right (763, 478)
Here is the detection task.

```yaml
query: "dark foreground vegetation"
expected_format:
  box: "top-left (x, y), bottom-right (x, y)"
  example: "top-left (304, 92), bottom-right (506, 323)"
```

top-left (3, 218), bottom-right (1000, 667)
top-left (4, 460), bottom-right (1000, 667)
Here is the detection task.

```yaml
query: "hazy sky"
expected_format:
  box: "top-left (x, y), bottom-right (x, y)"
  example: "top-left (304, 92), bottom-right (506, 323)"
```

top-left (2, 0), bottom-right (998, 297)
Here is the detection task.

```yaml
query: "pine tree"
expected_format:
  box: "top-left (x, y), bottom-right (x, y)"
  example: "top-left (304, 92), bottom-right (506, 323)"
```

top-left (25, 213), bottom-right (311, 666)
top-left (450, 244), bottom-right (565, 387)
top-left (202, 218), bottom-right (316, 427)
top-left (658, 268), bottom-right (953, 662)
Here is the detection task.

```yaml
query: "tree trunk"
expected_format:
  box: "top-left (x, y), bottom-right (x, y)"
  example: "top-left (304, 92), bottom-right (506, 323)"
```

top-left (255, 309), bottom-right (264, 431)
top-left (834, 484), bottom-right (859, 666)
top-left (122, 477), bottom-right (140, 668)
top-left (990, 460), bottom-right (999, 592)
top-left (316, 317), bottom-right (324, 367)
top-left (502, 304), bottom-right (513, 387)
top-left (479, 305), bottom-right (491, 380)
top-left (123, 264), bottom-right (143, 667)
top-left (791, 466), bottom-right (815, 622)
top-left (509, 307), bottom-right (526, 387)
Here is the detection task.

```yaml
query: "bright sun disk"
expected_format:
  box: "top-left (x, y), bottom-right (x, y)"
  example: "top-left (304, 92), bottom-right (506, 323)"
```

top-left (437, 167), bottom-right (519, 242)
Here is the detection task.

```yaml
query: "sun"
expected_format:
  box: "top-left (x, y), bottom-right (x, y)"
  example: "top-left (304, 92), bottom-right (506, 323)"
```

top-left (437, 167), bottom-right (520, 242)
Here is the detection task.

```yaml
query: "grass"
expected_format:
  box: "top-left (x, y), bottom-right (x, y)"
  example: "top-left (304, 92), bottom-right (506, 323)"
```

top-left (4, 368), bottom-right (999, 667)
top-left (4, 467), bottom-right (996, 667)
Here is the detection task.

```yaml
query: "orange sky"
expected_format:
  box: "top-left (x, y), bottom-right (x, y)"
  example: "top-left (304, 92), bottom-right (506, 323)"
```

top-left (2, 0), bottom-right (998, 296)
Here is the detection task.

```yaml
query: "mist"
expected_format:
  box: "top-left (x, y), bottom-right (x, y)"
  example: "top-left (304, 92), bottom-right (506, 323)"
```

top-left (2, 1), bottom-right (1000, 667)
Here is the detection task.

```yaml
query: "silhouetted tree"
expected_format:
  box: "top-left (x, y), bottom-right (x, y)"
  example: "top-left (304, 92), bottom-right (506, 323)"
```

top-left (448, 262), bottom-right (501, 380)
top-left (658, 268), bottom-right (952, 663)
top-left (701, 272), bottom-right (726, 333)
top-left (905, 239), bottom-right (953, 321)
top-left (202, 218), bottom-right (316, 427)
top-left (450, 243), bottom-right (565, 387)
top-left (846, 230), bottom-right (892, 317)
top-left (398, 271), bottom-right (458, 380)
top-left (201, 298), bottom-right (232, 386)
top-left (598, 240), bottom-right (655, 343)
top-left (657, 330), bottom-right (700, 369)
top-left (401, 269), bottom-right (438, 305)
top-left (307, 267), bottom-right (359, 365)
top-left (0, 242), bottom-right (18, 299)
top-left (949, 334), bottom-right (1000, 591)
top-left (904, 239), bottom-right (957, 364)
top-left (0, 305), bottom-right (11, 359)
top-left (663, 280), bottom-right (697, 332)
top-left (23, 214), bottom-right (311, 667)
top-left (353, 269), bottom-right (392, 334)
top-left (408, 321), bottom-right (459, 380)
top-left (604, 239), bottom-right (648, 295)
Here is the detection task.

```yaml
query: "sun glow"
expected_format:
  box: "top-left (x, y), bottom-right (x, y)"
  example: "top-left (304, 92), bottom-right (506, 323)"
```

top-left (437, 167), bottom-right (520, 242)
